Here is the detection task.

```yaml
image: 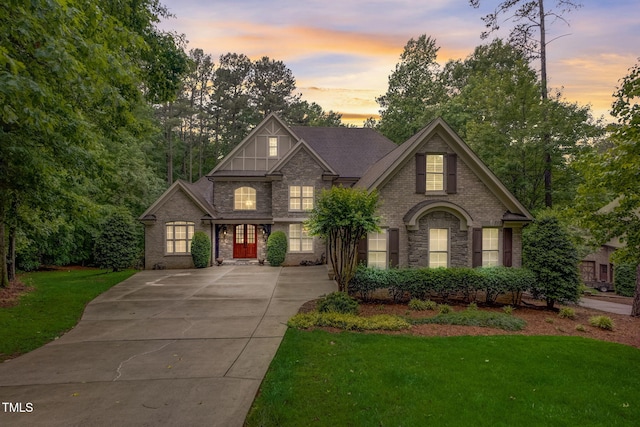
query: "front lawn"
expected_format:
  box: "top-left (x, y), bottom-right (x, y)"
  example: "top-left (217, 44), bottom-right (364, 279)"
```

top-left (0, 268), bottom-right (135, 361)
top-left (246, 330), bottom-right (640, 426)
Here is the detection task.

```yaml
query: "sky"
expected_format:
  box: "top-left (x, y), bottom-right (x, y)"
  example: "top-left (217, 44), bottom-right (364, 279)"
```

top-left (158, 0), bottom-right (640, 126)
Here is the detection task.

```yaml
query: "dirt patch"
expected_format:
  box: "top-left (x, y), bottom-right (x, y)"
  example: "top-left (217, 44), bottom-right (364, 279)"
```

top-left (0, 280), bottom-right (34, 308)
top-left (300, 296), bottom-right (640, 349)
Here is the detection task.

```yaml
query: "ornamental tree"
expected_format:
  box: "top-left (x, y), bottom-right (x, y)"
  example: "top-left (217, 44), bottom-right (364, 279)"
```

top-left (93, 211), bottom-right (140, 272)
top-left (523, 214), bottom-right (581, 309)
top-left (306, 186), bottom-right (379, 292)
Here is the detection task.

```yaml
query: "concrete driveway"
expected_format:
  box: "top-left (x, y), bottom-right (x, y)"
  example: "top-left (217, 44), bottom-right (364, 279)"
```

top-left (0, 265), bottom-right (336, 426)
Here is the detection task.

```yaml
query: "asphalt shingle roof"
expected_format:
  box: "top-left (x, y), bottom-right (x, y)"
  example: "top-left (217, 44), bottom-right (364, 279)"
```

top-left (290, 127), bottom-right (397, 179)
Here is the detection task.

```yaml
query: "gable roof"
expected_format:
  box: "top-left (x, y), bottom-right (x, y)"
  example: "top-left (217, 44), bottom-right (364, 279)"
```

top-left (138, 179), bottom-right (216, 220)
top-left (289, 126), bottom-right (397, 178)
top-left (267, 138), bottom-right (338, 177)
top-left (209, 113), bottom-right (294, 176)
top-left (356, 117), bottom-right (533, 220)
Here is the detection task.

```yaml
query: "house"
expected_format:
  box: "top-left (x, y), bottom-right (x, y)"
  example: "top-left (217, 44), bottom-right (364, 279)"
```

top-left (139, 113), bottom-right (533, 269)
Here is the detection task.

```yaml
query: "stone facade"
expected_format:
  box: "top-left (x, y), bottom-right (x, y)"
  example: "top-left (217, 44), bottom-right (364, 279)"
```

top-left (408, 212), bottom-right (468, 267)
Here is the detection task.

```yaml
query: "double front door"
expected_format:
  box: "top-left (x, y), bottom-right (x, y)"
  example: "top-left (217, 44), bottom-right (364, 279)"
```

top-left (233, 224), bottom-right (257, 258)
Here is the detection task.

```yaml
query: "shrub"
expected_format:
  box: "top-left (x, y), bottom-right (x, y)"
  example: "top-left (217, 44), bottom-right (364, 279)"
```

top-left (266, 231), bottom-right (287, 266)
top-left (478, 266), bottom-right (536, 305)
top-left (190, 231), bottom-right (211, 268)
top-left (93, 211), bottom-right (140, 272)
top-left (589, 315), bottom-right (615, 331)
top-left (349, 265), bottom-right (387, 301)
top-left (287, 312), bottom-right (410, 331)
top-left (408, 298), bottom-right (437, 311)
top-left (467, 302), bottom-right (478, 311)
top-left (558, 307), bottom-right (576, 319)
top-left (502, 305), bottom-right (514, 315)
top-left (438, 304), bottom-right (452, 314)
top-left (523, 214), bottom-right (581, 309)
top-left (614, 263), bottom-right (638, 297)
top-left (575, 324), bottom-right (586, 332)
top-left (317, 292), bottom-right (359, 314)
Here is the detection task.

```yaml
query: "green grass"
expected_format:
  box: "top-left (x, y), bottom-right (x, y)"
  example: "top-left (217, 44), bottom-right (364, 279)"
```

top-left (410, 309), bottom-right (527, 331)
top-left (0, 269), bottom-right (135, 361)
top-left (246, 330), bottom-right (640, 426)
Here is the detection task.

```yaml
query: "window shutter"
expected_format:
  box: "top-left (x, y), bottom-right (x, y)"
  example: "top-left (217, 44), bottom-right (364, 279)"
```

top-left (472, 228), bottom-right (482, 267)
top-left (446, 153), bottom-right (457, 194)
top-left (415, 153), bottom-right (426, 193)
top-left (357, 236), bottom-right (368, 265)
top-left (389, 228), bottom-right (399, 268)
top-left (503, 228), bottom-right (513, 267)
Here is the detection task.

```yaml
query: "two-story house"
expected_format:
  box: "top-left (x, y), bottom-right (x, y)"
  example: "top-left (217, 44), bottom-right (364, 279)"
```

top-left (139, 113), bottom-right (533, 269)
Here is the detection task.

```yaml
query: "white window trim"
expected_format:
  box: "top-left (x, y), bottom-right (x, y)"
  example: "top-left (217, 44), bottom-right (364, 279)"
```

top-left (426, 154), bottom-right (445, 192)
top-left (367, 229), bottom-right (388, 269)
top-left (289, 224), bottom-right (313, 253)
top-left (165, 221), bottom-right (195, 255)
top-left (289, 185), bottom-right (314, 211)
top-left (234, 186), bottom-right (257, 211)
top-left (428, 228), bottom-right (449, 268)
top-left (482, 228), bottom-right (500, 267)
top-left (268, 136), bottom-right (278, 158)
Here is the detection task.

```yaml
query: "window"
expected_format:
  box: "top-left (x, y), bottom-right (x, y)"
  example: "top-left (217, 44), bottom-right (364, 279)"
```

top-left (368, 231), bottom-right (387, 269)
top-left (289, 185), bottom-right (314, 211)
top-left (289, 224), bottom-right (313, 252)
top-left (482, 228), bottom-right (499, 267)
top-left (429, 228), bottom-right (448, 268)
top-left (426, 154), bottom-right (444, 191)
top-left (234, 187), bottom-right (256, 210)
top-left (268, 136), bottom-right (278, 157)
top-left (166, 221), bottom-right (195, 254)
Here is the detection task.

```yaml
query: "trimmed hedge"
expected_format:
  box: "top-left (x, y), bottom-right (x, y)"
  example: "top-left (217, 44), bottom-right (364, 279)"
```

top-left (614, 263), bottom-right (638, 297)
top-left (349, 265), bottom-right (537, 305)
top-left (191, 231), bottom-right (211, 268)
top-left (266, 231), bottom-right (287, 266)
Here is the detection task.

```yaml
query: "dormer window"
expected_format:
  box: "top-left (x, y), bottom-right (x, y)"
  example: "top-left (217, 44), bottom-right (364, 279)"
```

top-left (268, 136), bottom-right (278, 157)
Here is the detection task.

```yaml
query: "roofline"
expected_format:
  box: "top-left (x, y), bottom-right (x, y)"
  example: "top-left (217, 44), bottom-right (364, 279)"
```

top-left (363, 118), bottom-right (533, 220)
top-left (267, 139), bottom-right (338, 176)
top-left (138, 180), bottom-right (215, 220)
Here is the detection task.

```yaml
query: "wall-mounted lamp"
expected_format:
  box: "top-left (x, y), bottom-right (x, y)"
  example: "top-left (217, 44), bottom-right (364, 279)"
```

top-left (221, 225), bottom-right (228, 241)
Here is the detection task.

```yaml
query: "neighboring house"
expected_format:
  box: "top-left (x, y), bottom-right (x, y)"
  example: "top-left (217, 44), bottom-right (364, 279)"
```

top-left (139, 113), bottom-right (533, 269)
top-left (579, 242), bottom-right (620, 291)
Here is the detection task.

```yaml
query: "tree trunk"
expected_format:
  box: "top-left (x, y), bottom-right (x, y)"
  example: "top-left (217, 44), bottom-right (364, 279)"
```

top-left (166, 102), bottom-right (174, 185)
top-left (0, 200), bottom-right (8, 288)
top-left (538, 1), bottom-right (553, 208)
top-left (631, 264), bottom-right (640, 317)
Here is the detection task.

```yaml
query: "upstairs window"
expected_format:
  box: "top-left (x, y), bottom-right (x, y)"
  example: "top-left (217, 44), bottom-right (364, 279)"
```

top-left (166, 221), bottom-right (195, 254)
top-left (289, 185), bottom-right (314, 211)
top-left (234, 187), bottom-right (256, 210)
top-left (426, 154), bottom-right (444, 191)
top-left (268, 136), bottom-right (278, 157)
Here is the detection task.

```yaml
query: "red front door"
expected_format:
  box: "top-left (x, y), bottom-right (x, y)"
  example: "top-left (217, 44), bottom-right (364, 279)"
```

top-left (233, 224), bottom-right (257, 258)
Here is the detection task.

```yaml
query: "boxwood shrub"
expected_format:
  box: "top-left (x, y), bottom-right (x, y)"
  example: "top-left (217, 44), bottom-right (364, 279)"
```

top-left (349, 266), bottom-right (537, 304)
top-left (614, 263), bottom-right (638, 297)
top-left (266, 231), bottom-right (287, 266)
top-left (191, 231), bottom-right (211, 268)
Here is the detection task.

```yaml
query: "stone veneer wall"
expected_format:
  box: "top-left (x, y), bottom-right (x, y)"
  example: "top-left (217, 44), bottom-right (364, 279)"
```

top-left (213, 181), bottom-right (272, 218)
top-left (408, 212), bottom-right (468, 267)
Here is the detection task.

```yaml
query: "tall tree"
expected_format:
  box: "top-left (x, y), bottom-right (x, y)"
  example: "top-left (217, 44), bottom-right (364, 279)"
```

top-left (376, 35), bottom-right (448, 143)
top-left (578, 60), bottom-right (640, 316)
top-left (249, 56), bottom-right (301, 118)
top-left (469, 0), bottom-right (582, 207)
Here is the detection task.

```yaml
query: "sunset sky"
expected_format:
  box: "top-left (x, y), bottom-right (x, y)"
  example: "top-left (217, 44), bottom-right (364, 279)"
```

top-left (158, 0), bottom-right (640, 125)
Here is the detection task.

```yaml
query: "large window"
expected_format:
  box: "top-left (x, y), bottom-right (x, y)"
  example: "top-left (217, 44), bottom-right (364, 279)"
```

top-left (429, 228), bottom-right (448, 268)
top-left (368, 231), bottom-right (387, 269)
top-left (166, 221), bottom-right (195, 254)
top-left (234, 187), bottom-right (256, 210)
top-left (289, 185), bottom-right (314, 211)
top-left (289, 224), bottom-right (313, 252)
top-left (268, 136), bottom-right (278, 157)
top-left (482, 228), bottom-right (499, 266)
top-left (426, 154), bottom-right (444, 191)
